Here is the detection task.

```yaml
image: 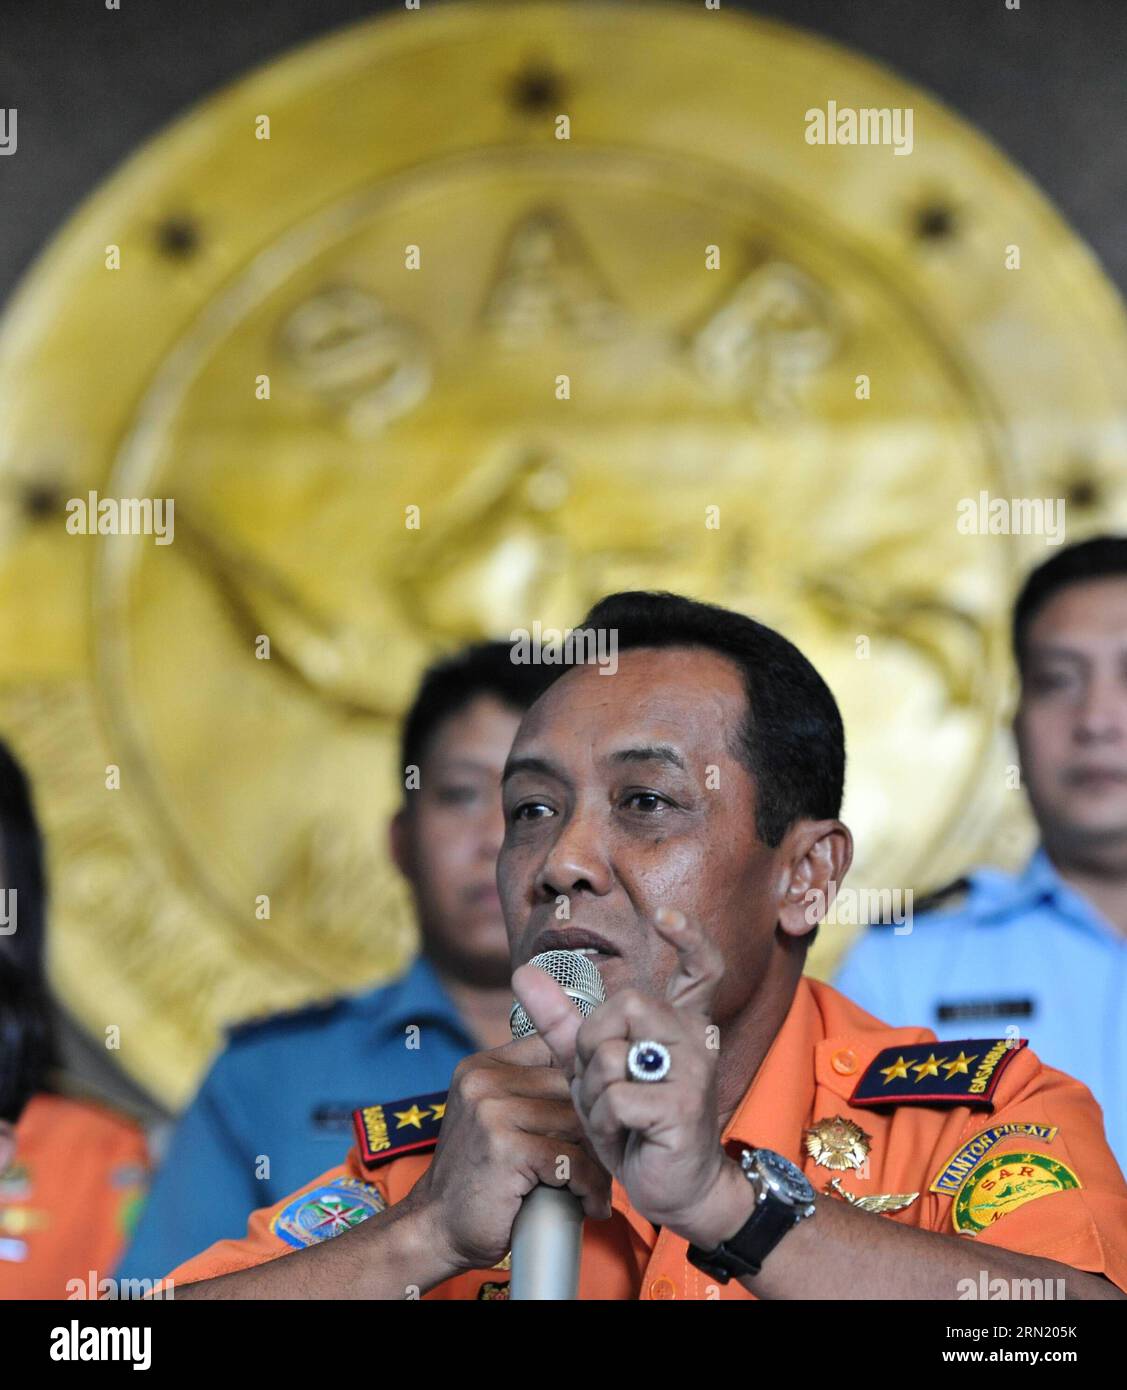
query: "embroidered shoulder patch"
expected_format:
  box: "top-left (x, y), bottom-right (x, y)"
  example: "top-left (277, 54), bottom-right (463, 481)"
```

top-left (951, 1151), bottom-right (1080, 1235)
top-left (271, 1178), bottom-right (386, 1249)
top-left (477, 1280), bottom-right (511, 1300)
top-left (929, 1122), bottom-right (1059, 1196)
top-left (850, 1039), bottom-right (1027, 1110)
top-left (353, 1090), bottom-right (447, 1168)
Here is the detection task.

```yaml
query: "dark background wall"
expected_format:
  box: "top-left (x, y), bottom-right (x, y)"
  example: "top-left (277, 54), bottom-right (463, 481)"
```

top-left (0, 0), bottom-right (1125, 313)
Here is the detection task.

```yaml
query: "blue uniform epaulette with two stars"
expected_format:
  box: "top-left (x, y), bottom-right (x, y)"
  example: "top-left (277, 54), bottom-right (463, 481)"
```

top-left (353, 1091), bottom-right (447, 1168)
top-left (850, 1038), bottom-right (1027, 1110)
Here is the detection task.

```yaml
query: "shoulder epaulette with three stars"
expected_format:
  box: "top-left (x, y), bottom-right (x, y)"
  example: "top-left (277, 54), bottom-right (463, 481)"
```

top-left (352, 1090), bottom-right (448, 1168)
top-left (850, 1038), bottom-right (1027, 1110)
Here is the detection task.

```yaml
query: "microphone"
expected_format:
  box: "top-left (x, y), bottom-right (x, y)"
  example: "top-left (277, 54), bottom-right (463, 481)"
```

top-left (508, 949), bottom-right (607, 1300)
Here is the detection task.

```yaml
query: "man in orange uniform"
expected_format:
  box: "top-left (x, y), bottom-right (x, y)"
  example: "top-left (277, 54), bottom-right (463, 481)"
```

top-left (0, 1092), bottom-right (149, 1301)
top-left (0, 737), bottom-right (149, 1299)
top-left (169, 593), bottom-right (1127, 1300)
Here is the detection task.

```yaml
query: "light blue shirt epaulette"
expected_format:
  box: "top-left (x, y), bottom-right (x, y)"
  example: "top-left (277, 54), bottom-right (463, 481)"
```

top-left (833, 848), bottom-right (1127, 1175)
top-left (115, 955), bottom-right (475, 1282)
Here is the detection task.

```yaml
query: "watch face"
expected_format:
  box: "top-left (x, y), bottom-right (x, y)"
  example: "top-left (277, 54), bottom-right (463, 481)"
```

top-left (754, 1149), bottom-right (816, 1207)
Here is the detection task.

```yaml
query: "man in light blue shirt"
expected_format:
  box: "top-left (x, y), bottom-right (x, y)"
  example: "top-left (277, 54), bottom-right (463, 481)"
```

top-left (118, 642), bottom-right (556, 1281)
top-left (836, 536), bottom-right (1127, 1174)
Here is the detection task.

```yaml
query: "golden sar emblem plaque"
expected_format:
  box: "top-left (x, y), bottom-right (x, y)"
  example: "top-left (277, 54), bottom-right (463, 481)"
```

top-left (2, 3), bottom-right (1127, 1103)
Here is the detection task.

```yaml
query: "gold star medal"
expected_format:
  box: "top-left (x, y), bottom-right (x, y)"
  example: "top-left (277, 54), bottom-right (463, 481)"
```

top-left (803, 1116), bottom-right (872, 1172)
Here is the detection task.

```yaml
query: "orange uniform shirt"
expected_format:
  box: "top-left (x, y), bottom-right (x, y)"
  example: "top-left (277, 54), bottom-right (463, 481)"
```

top-left (0, 1093), bottom-right (149, 1300)
top-left (169, 978), bottom-right (1127, 1299)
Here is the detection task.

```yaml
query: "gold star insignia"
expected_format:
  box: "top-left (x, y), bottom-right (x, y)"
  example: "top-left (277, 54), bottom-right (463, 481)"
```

top-left (429, 1102), bottom-right (447, 1121)
top-left (880, 1055), bottom-right (911, 1083)
top-left (394, 1104), bottom-right (429, 1130)
top-left (941, 1051), bottom-right (976, 1079)
top-left (912, 1053), bottom-right (946, 1081)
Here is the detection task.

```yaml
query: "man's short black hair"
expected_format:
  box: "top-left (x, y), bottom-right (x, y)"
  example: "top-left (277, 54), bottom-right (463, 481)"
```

top-left (400, 641), bottom-right (558, 792)
top-left (578, 591), bottom-right (845, 846)
top-left (1013, 535), bottom-right (1127, 674)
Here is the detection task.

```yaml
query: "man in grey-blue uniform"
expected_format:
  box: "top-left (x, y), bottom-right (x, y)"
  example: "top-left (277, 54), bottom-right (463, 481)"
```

top-left (117, 642), bottom-right (555, 1281)
top-left (836, 536), bottom-right (1127, 1174)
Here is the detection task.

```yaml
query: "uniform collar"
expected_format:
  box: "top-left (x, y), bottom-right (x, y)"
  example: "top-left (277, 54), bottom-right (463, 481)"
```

top-left (721, 975), bottom-right (821, 1159)
top-left (361, 954), bottom-right (476, 1046)
top-left (970, 846), bottom-right (1122, 943)
top-left (720, 977), bottom-right (931, 1149)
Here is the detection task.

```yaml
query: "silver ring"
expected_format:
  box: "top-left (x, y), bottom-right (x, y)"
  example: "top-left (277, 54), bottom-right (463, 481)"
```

top-left (627, 1040), bottom-right (672, 1083)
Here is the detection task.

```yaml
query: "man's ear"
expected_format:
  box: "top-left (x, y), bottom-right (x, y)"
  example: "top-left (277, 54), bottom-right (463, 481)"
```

top-left (388, 807), bottom-right (411, 880)
top-left (777, 819), bottom-right (853, 941)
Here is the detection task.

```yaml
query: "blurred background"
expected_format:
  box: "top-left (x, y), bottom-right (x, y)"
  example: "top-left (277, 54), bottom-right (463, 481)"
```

top-left (1, 0), bottom-right (1125, 1124)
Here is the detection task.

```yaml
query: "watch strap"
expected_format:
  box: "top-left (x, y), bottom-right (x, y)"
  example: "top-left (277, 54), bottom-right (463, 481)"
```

top-left (686, 1171), bottom-right (803, 1282)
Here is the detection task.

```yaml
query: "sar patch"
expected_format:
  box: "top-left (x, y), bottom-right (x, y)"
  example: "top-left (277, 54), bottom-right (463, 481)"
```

top-left (952, 1151), bottom-right (1080, 1235)
top-left (850, 1039), bottom-right (1026, 1110)
top-left (353, 1091), bottom-right (447, 1169)
top-left (271, 1178), bottom-right (387, 1249)
top-left (929, 1123), bottom-right (1059, 1196)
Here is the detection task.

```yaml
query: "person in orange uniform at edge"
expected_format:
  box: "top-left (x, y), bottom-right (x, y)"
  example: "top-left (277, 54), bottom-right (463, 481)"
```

top-left (0, 743), bottom-right (148, 1299)
top-left (168, 593), bottom-right (1127, 1300)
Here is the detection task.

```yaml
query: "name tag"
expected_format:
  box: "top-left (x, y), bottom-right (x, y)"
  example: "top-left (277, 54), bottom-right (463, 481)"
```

top-left (309, 1103), bottom-right (367, 1135)
top-left (936, 998), bottom-right (1035, 1023)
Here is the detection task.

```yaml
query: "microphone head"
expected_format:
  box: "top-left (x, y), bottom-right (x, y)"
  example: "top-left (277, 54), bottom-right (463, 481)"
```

top-left (510, 949), bottom-right (608, 1039)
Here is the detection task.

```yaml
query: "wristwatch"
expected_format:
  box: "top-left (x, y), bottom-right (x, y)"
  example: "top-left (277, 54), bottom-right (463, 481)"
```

top-left (686, 1147), bottom-right (816, 1282)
